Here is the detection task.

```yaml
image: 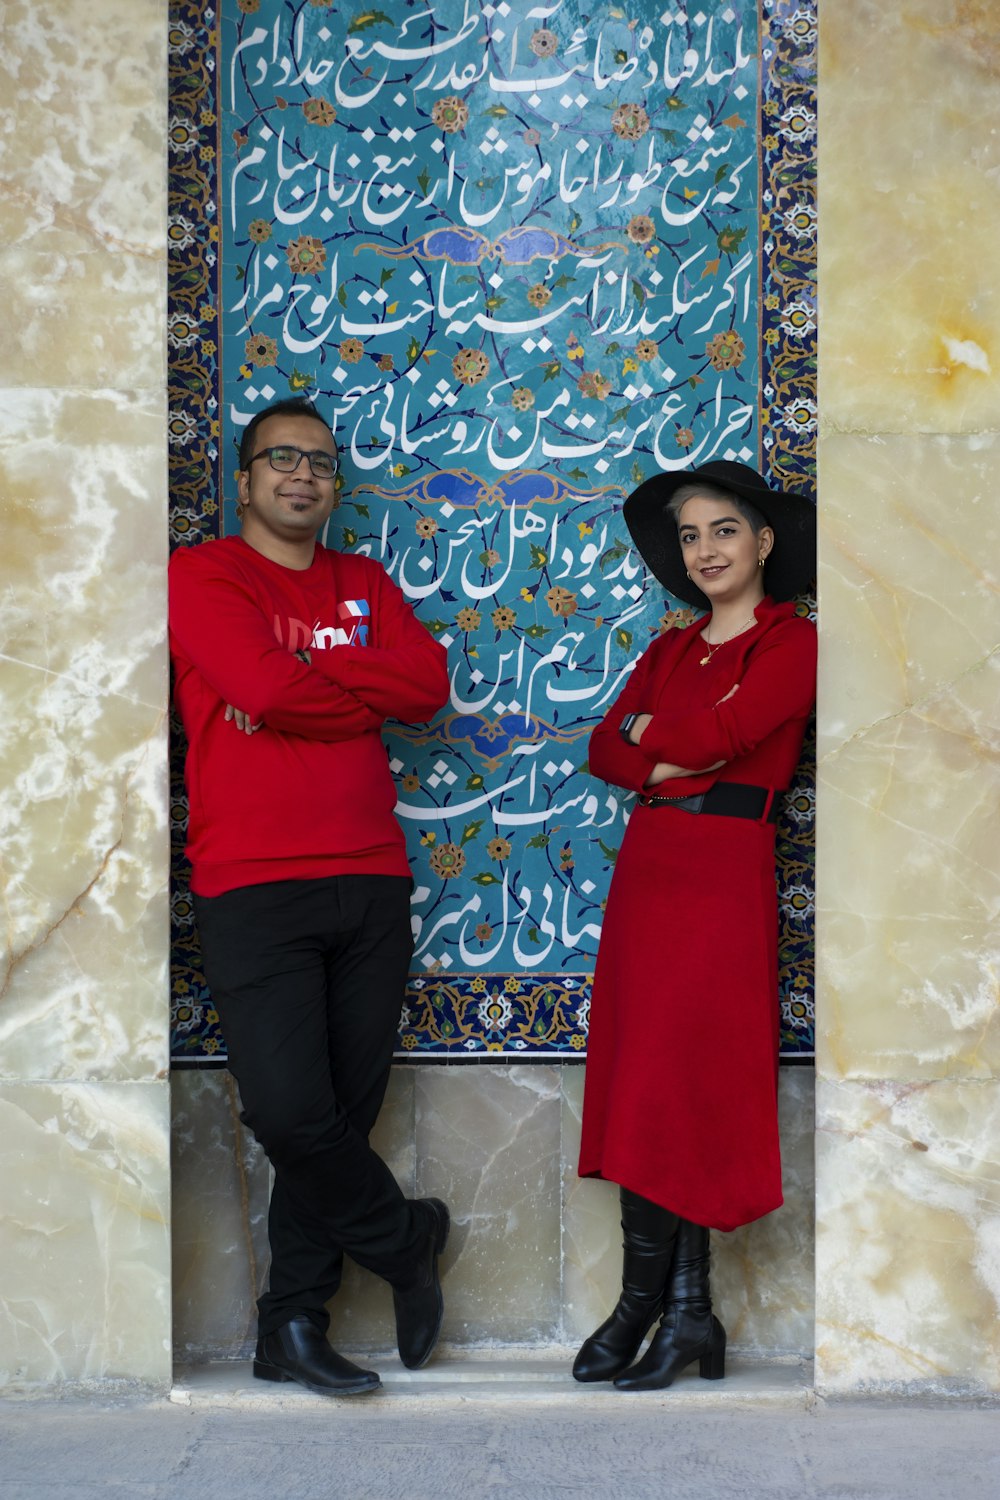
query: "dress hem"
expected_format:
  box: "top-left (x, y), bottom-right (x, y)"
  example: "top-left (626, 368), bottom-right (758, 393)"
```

top-left (577, 1162), bottom-right (783, 1234)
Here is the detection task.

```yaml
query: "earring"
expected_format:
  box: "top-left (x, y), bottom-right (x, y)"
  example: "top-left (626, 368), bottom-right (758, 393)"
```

top-left (758, 556), bottom-right (765, 568)
top-left (236, 502), bottom-right (246, 521)
top-left (685, 569), bottom-right (691, 578)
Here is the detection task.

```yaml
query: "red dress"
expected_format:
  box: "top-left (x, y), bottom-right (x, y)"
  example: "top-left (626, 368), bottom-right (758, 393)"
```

top-left (577, 598), bottom-right (817, 1231)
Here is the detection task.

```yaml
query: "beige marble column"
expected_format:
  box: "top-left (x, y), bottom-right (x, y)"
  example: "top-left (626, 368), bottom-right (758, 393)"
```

top-left (816, 0), bottom-right (1000, 1393)
top-left (0, 0), bottom-right (171, 1389)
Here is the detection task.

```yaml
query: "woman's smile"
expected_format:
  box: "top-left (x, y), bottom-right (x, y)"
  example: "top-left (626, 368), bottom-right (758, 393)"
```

top-left (676, 495), bottom-right (770, 607)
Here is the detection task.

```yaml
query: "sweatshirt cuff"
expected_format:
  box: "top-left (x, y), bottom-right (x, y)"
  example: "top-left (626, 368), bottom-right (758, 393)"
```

top-left (639, 711), bottom-right (715, 768)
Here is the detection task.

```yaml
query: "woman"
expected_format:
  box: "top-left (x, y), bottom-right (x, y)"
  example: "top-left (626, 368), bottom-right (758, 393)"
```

top-left (574, 459), bottom-right (817, 1392)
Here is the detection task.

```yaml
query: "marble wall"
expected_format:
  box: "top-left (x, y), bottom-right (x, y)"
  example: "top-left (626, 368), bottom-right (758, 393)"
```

top-left (172, 1066), bottom-right (815, 1361)
top-left (6, 0), bottom-right (999, 1398)
top-left (0, 0), bottom-right (171, 1388)
top-left (815, 0), bottom-right (1000, 1394)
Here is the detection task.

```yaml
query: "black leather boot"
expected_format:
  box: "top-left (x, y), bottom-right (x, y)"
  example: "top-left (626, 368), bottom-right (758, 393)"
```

top-left (614, 1217), bottom-right (726, 1391)
top-left (253, 1315), bottom-right (381, 1395)
top-left (572, 1189), bottom-right (680, 1383)
top-left (392, 1198), bottom-right (450, 1370)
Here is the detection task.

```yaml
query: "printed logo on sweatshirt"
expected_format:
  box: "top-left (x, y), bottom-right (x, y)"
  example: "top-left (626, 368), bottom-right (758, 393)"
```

top-left (327, 599), bottom-right (370, 647)
top-left (272, 599), bottom-right (371, 651)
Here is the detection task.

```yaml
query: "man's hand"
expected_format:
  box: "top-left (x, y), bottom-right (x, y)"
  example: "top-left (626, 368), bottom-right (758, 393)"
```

top-left (224, 704), bottom-right (262, 735)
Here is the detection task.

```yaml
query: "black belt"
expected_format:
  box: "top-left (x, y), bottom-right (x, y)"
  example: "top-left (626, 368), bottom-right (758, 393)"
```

top-left (643, 783), bottom-right (778, 822)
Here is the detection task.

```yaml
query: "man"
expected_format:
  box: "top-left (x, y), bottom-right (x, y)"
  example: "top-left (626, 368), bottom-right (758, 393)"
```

top-left (169, 396), bottom-right (451, 1395)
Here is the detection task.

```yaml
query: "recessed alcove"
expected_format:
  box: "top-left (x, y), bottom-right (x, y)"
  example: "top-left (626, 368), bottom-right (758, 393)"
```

top-left (166, 0), bottom-right (818, 1376)
top-left (4, 0), bottom-right (999, 1401)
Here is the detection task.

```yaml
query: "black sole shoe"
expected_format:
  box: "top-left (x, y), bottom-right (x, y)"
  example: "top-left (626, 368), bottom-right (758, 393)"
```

top-left (614, 1314), bottom-right (726, 1392)
top-left (572, 1296), bottom-right (663, 1383)
top-left (394, 1198), bottom-right (450, 1371)
top-left (254, 1315), bottom-right (381, 1396)
top-left (252, 1356), bottom-right (380, 1396)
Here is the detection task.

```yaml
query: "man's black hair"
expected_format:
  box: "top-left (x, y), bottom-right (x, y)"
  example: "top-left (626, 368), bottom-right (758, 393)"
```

top-left (237, 396), bottom-right (336, 472)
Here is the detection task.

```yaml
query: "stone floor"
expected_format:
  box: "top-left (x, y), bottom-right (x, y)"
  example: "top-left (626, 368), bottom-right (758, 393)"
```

top-left (2, 1355), bottom-right (998, 1499)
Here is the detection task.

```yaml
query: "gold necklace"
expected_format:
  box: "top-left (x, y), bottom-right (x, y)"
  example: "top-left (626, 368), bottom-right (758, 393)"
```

top-left (699, 612), bottom-right (757, 666)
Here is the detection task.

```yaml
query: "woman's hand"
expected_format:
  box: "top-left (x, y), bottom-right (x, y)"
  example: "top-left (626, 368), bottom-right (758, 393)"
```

top-left (631, 691), bottom-right (732, 782)
top-left (628, 707), bottom-right (726, 784)
top-left (644, 758), bottom-right (726, 788)
top-left (626, 712), bottom-right (653, 744)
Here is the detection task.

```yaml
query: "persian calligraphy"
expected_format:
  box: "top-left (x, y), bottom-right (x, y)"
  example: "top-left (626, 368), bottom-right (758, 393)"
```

top-left (168, 0), bottom-right (818, 1061)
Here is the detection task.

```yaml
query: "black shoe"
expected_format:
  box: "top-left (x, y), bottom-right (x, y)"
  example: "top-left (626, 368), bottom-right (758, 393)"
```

top-left (572, 1290), bottom-right (664, 1384)
top-left (613, 1309), bottom-right (726, 1391)
top-left (613, 1219), bottom-right (726, 1392)
top-left (573, 1190), bottom-right (680, 1383)
top-left (253, 1315), bottom-right (380, 1396)
top-left (393, 1198), bottom-right (450, 1370)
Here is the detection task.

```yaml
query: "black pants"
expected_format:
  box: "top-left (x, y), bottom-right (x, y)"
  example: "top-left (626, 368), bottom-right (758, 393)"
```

top-left (194, 874), bottom-right (422, 1337)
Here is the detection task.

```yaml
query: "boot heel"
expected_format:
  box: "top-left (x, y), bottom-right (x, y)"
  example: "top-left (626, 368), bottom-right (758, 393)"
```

top-left (698, 1316), bottom-right (726, 1381)
top-left (253, 1358), bottom-right (291, 1383)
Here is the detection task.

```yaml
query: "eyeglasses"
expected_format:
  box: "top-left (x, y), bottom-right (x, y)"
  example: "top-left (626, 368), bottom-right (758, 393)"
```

top-left (247, 445), bottom-right (340, 479)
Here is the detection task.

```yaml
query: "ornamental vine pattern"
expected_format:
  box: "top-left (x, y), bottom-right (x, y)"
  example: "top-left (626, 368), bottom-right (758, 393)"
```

top-left (169, 0), bottom-right (817, 1063)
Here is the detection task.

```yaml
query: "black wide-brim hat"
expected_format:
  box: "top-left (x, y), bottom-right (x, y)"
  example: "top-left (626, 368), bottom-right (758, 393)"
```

top-left (622, 460), bottom-right (816, 607)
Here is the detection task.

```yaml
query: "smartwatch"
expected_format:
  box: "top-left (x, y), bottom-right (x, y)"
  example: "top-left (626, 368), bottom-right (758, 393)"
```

top-left (619, 713), bottom-right (641, 744)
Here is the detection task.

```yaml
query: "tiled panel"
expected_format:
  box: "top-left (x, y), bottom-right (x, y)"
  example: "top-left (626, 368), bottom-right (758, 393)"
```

top-left (171, 0), bottom-right (819, 1063)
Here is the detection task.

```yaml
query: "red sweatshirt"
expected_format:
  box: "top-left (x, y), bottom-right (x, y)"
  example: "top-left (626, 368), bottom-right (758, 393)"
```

top-left (169, 536), bottom-right (449, 896)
